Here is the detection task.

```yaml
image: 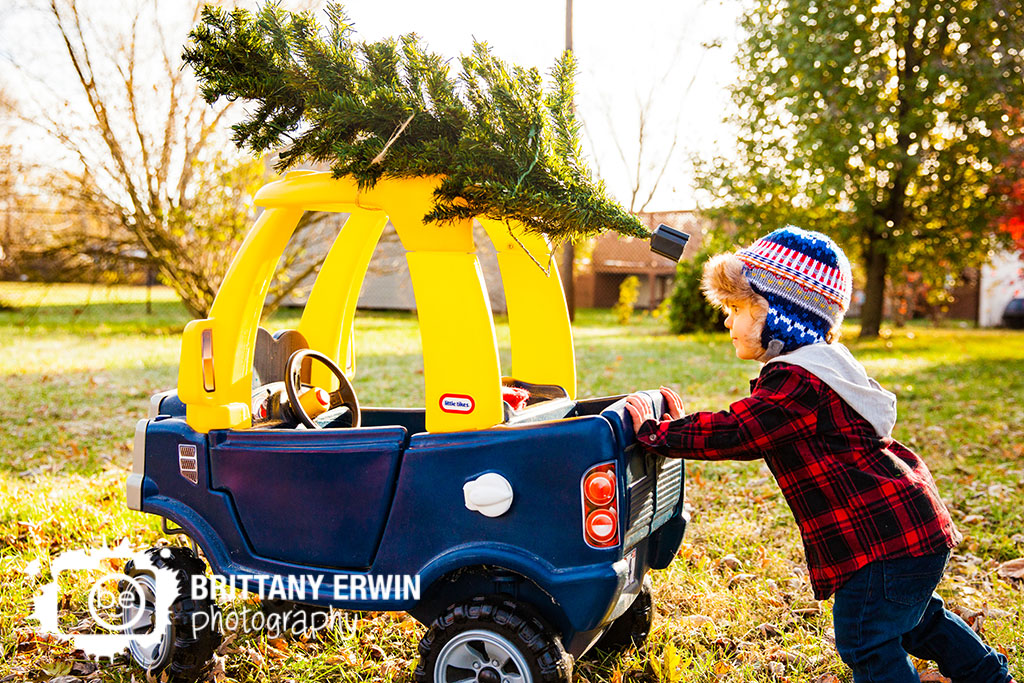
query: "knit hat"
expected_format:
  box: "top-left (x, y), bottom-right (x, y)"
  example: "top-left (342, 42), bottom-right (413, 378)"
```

top-left (736, 226), bottom-right (852, 358)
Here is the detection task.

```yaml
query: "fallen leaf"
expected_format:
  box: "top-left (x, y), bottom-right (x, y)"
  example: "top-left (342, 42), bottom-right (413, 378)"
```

top-left (40, 660), bottom-right (72, 677)
top-left (918, 669), bottom-right (952, 682)
top-left (209, 653), bottom-right (228, 683)
top-left (744, 622), bottom-right (781, 639)
top-left (677, 614), bottom-right (715, 630)
top-left (69, 660), bottom-right (97, 676)
top-left (246, 647), bottom-right (265, 667)
top-left (216, 632), bottom-right (238, 656)
top-left (728, 573), bottom-right (757, 587)
top-left (662, 642), bottom-right (682, 683)
top-left (996, 558), bottom-right (1024, 579)
top-left (720, 554), bottom-right (742, 570)
top-left (327, 650), bottom-right (359, 667)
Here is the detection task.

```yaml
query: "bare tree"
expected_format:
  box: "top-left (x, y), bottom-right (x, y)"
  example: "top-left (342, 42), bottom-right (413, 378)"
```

top-left (5, 0), bottom-right (320, 318)
top-left (607, 89), bottom-right (681, 214)
top-left (0, 86), bottom-right (15, 275)
top-left (580, 0), bottom-right (721, 214)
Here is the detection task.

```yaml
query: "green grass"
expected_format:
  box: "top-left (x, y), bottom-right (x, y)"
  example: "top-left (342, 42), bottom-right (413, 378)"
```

top-left (1, 282), bottom-right (1022, 682)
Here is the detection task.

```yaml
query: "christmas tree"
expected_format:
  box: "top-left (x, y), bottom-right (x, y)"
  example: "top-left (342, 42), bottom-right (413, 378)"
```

top-left (182, 3), bottom-right (648, 245)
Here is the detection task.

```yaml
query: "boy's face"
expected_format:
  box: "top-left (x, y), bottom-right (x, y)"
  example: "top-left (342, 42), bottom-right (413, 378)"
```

top-left (724, 300), bottom-right (762, 360)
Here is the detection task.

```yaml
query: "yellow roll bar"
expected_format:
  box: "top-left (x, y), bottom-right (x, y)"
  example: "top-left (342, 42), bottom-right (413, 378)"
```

top-left (178, 172), bottom-right (575, 434)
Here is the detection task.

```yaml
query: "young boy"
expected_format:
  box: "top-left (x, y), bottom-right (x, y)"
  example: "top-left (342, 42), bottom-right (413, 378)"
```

top-left (625, 226), bottom-right (1015, 683)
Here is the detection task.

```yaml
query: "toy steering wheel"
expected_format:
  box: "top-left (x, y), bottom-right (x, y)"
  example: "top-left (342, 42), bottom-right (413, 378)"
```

top-left (285, 349), bottom-right (360, 429)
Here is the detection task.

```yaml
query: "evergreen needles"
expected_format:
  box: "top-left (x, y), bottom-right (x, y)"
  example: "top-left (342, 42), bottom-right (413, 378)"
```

top-left (182, 3), bottom-right (648, 245)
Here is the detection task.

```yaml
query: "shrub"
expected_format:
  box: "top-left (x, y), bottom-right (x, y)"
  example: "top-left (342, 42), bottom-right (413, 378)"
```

top-left (613, 275), bottom-right (641, 325)
top-left (666, 249), bottom-right (726, 333)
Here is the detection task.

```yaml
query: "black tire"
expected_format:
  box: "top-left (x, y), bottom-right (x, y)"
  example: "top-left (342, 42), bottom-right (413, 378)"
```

top-left (121, 546), bottom-right (222, 682)
top-left (415, 598), bottom-right (572, 683)
top-left (592, 575), bottom-right (653, 655)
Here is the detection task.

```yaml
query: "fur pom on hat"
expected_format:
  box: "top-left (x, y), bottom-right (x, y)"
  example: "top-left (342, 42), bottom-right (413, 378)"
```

top-left (701, 253), bottom-right (762, 310)
top-left (701, 253), bottom-right (771, 358)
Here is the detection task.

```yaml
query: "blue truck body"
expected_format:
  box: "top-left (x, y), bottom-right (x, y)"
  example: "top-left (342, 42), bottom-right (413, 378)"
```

top-left (131, 391), bottom-right (687, 656)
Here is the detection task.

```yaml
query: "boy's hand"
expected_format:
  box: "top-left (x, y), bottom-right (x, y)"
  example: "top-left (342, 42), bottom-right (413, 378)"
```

top-left (659, 386), bottom-right (685, 420)
top-left (624, 393), bottom-right (655, 434)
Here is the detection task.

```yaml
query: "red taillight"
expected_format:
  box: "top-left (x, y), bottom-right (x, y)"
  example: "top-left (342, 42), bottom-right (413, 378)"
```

top-left (586, 509), bottom-right (617, 543)
top-left (581, 462), bottom-right (619, 548)
top-left (584, 471), bottom-right (615, 506)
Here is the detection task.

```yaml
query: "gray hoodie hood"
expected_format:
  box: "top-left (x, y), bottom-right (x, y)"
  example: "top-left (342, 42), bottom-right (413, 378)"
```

top-left (766, 342), bottom-right (897, 439)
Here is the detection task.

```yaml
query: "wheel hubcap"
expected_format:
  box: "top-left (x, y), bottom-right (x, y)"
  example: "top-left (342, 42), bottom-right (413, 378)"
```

top-left (121, 573), bottom-right (172, 669)
top-left (434, 629), bottom-right (530, 683)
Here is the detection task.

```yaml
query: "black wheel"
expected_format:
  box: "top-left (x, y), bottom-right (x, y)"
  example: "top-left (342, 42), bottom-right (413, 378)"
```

top-left (592, 575), bottom-right (653, 654)
top-left (415, 598), bottom-right (571, 683)
top-left (121, 546), bottom-right (222, 682)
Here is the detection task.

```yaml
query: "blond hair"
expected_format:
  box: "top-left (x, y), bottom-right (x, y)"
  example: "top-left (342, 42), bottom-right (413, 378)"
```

top-left (701, 253), bottom-right (769, 354)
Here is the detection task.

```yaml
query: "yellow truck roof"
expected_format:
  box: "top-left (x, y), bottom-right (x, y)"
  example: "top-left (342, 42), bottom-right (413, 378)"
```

top-left (177, 172), bottom-right (575, 434)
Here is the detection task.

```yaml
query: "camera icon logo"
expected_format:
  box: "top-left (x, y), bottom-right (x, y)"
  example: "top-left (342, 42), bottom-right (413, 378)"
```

top-left (31, 542), bottom-right (180, 661)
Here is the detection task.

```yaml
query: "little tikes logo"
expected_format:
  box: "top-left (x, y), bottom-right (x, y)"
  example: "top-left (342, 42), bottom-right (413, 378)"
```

top-left (439, 394), bottom-right (475, 414)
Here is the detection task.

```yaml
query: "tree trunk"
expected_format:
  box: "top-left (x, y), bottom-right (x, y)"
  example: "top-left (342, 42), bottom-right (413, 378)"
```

top-left (859, 235), bottom-right (889, 338)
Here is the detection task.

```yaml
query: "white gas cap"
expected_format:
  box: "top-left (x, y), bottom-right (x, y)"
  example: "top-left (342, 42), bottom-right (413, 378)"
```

top-left (463, 472), bottom-right (514, 518)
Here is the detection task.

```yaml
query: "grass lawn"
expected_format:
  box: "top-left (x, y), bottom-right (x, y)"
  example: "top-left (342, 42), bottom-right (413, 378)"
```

top-left (1, 282), bottom-right (1022, 682)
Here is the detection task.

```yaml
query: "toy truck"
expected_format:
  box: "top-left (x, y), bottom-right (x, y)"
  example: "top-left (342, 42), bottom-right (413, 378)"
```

top-left (123, 173), bottom-right (689, 682)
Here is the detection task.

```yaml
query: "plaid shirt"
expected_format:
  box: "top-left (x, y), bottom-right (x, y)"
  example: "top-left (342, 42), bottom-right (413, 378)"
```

top-left (636, 362), bottom-right (959, 599)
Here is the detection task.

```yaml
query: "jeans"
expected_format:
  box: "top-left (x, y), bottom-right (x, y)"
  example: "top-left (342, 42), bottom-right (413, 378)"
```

top-left (832, 552), bottom-right (1012, 683)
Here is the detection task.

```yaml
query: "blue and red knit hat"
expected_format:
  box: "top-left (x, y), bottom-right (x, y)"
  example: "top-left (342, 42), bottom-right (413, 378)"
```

top-left (737, 226), bottom-right (852, 356)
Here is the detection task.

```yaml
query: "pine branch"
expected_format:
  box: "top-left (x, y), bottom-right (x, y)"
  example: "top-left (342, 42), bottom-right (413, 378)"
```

top-left (182, 3), bottom-right (648, 243)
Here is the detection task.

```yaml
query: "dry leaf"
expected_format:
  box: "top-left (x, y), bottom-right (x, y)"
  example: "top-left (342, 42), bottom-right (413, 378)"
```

top-left (995, 558), bottom-right (1024, 579)
top-left (209, 653), bottom-right (229, 683)
top-left (264, 641), bottom-right (288, 661)
top-left (813, 676), bottom-right (840, 683)
top-left (678, 614), bottom-right (715, 630)
top-left (728, 573), bottom-right (757, 587)
top-left (918, 669), bottom-right (952, 682)
top-left (662, 642), bottom-right (683, 683)
top-left (745, 622), bottom-right (782, 639)
top-left (216, 632), bottom-right (238, 656)
top-left (327, 650), bottom-right (359, 667)
top-left (720, 554), bottom-right (742, 570)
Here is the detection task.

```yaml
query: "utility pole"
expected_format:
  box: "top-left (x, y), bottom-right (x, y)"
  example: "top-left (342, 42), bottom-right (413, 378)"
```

top-left (561, 0), bottom-right (576, 320)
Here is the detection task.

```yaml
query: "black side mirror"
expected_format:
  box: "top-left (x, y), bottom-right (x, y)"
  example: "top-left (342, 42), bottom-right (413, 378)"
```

top-left (649, 224), bottom-right (690, 262)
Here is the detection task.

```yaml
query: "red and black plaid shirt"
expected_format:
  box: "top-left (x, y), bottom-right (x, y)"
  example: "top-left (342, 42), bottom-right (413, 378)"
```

top-left (636, 362), bottom-right (960, 599)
